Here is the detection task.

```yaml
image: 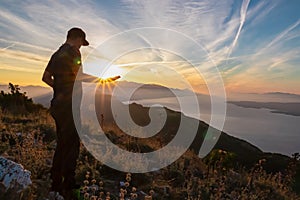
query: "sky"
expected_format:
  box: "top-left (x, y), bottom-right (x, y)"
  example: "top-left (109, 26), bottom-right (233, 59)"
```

top-left (0, 0), bottom-right (300, 95)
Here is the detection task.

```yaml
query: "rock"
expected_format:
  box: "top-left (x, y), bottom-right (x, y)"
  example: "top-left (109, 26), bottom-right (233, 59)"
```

top-left (0, 156), bottom-right (32, 192)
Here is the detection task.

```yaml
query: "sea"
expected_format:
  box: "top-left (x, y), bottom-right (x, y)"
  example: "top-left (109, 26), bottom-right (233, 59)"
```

top-left (124, 96), bottom-right (300, 156)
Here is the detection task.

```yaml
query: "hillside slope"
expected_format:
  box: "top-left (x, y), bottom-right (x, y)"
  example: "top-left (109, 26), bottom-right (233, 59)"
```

top-left (93, 94), bottom-right (291, 173)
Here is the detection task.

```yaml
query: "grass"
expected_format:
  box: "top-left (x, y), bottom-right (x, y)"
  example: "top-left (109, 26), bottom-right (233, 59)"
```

top-left (0, 86), bottom-right (299, 199)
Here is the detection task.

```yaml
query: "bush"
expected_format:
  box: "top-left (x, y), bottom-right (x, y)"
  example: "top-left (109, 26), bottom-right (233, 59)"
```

top-left (0, 83), bottom-right (45, 115)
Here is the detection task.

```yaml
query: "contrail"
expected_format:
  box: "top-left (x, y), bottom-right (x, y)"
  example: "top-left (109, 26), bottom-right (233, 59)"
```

top-left (0, 38), bottom-right (52, 52)
top-left (263, 19), bottom-right (300, 51)
top-left (226, 0), bottom-right (251, 62)
top-left (0, 43), bottom-right (15, 51)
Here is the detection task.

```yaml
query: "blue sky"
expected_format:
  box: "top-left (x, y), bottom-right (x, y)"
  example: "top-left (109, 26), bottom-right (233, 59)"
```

top-left (0, 0), bottom-right (300, 94)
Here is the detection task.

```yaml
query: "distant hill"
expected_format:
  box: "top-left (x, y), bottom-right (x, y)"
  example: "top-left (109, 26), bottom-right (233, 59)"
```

top-left (0, 84), bottom-right (51, 98)
top-left (264, 92), bottom-right (300, 98)
top-left (19, 81), bottom-right (197, 107)
top-left (228, 101), bottom-right (300, 116)
top-left (228, 92), bottom-right (300, 103)
top-left (3, 82), bottom-right (300, 107)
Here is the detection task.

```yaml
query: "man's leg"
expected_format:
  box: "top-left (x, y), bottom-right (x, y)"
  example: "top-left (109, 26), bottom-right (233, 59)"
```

top-left (62, 127), bottom-right (80, 189)
top-left (60, 110), bottom-right (80, 199)
top-left (50, 109), bottom-right (64, 193)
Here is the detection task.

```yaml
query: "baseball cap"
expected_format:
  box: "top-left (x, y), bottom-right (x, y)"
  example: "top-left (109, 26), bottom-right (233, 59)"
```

top-left (67, 27), bottom-right (89, 46)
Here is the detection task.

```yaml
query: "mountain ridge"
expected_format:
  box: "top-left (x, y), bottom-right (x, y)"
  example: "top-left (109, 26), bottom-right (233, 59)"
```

top-left (93, 94), bottom-right (291, 173)
top-left (229, 101), bottom-right (300, 116)
top-left (2, 82), bottom-right (300, 104)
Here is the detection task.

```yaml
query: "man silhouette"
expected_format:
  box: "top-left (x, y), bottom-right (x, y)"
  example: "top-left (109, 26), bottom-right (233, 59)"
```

top-left (42, 27), bottom-right (119, 199)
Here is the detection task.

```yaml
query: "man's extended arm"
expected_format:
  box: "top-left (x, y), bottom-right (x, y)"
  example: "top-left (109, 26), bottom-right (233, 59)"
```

top-left (42, 71), bottom-right (54, 88)
top-left (79, 72), bottom-right (121, 83)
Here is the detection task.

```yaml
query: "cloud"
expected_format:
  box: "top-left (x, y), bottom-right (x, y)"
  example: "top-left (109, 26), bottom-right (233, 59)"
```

top-left (0, 0), bottom-right (299, 93)
top-left (0, 0), bottom-right (249, 70)
top-left (0, 63), bottom-right (41, 73)
top-left (0, 48), bottom-right (48, 63)
top-left (0, 0), bottom-right (125, 83)
top-left (0, 1), bottom-right (121, 49)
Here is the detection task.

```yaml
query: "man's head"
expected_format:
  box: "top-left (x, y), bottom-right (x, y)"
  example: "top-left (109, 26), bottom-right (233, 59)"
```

top-left (66, 27), bottom-right (89, 49)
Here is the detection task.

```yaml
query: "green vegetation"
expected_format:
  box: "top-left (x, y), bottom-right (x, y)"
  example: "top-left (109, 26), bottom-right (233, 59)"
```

top-left (0, 83), bottom-right (299, 199)
top-left (0, 83), bottom-right (44, 115)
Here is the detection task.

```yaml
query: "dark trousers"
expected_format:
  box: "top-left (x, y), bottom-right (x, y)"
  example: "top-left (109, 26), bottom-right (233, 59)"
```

top-left (50, 103), bottom-right (80, 193)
